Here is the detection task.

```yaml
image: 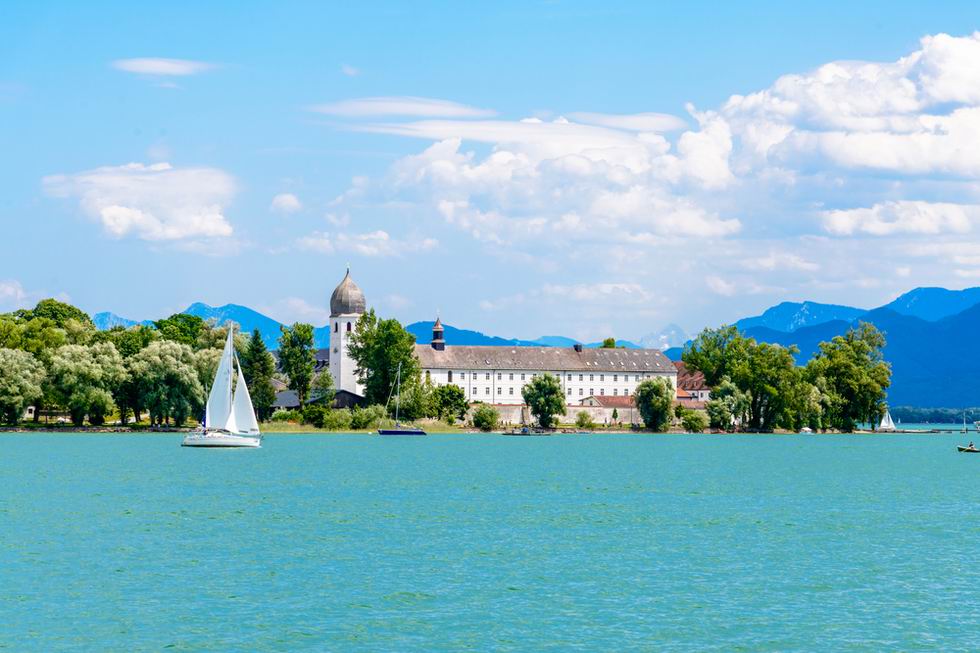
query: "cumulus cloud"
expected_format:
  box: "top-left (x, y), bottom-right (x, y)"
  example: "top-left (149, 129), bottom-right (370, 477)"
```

top-left (112, 58), bottom-right (215, 76)
top-left (823, 201), bottom-right (978, 236)
top-left (311, 96), bottom-right (496, 118)
top-left (265, 297), bottom-right (332, 325)
top-left (0, 280), bottom-right (27, 310)
top-left (43, 162), bottom-right (236, 241)
top-left (270, 192), bottom-right (302, 214)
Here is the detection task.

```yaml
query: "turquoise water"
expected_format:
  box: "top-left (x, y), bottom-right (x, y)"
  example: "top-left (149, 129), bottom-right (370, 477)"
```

top-left (2, 433), bottom-right (980, 652)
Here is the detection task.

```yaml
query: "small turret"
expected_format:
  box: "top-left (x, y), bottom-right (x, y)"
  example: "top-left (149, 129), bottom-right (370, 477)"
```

top-left (431, 316), bottom-right (445, 351)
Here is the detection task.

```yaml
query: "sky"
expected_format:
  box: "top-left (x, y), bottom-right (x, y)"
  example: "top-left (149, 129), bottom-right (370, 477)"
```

top-left (4, 1), bottom-right (980, 343)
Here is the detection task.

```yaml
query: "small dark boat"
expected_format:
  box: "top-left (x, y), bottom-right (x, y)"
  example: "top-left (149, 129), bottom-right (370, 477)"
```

top-left (957, 446), bottom-right (979, 453)
top-left (378, 424), bottom-right (427, 436)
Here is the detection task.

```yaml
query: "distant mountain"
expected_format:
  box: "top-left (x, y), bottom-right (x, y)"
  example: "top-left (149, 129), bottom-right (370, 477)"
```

top-left (735, 301), bottom-right (867, 333)
top-left (91, 312), bottom-right (153, 330)
top-left (183, 303), bottom-right (286, 349)
top-left (407, 322), bottom-right (640, 349)
top-left (742, 305), bottom-right (980, 408)
top-left (640, 324), bottom-right (688, 350)
top-left (880, 287), bottom-right (980, 321)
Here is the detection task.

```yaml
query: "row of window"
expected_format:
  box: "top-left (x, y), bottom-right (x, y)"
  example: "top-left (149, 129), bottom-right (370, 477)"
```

top-left (467, 386), bottom-right (632, 397)
top-left (333, 321), bottom-right (353, 333)
top-left (440, 370), bottom-right (652, 383)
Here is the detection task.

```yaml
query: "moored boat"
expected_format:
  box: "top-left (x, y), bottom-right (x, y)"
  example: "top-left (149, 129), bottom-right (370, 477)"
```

top-left (378, 361), bottom-right (426, 436)
top-left (957, 446), bottom-right (980, 453)
top-left (182, 327), bottom-right (262, 448)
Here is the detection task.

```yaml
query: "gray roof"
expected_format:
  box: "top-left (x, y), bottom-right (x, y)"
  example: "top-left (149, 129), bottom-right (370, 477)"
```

top-left (414, 344), bottom-right (676, 373)
top-left (330, 270), bottom-right (366, 316)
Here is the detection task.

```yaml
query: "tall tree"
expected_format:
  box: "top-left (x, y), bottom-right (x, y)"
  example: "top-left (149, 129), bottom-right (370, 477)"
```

top-left (682, 325), bottom-right (748, 387)
top-left (521, 373), bottom-right (566, 428)
top-left (730, 341), bottom-right (799, 430)
top-left (241, 329), bottom-right (277, 420)
top-left (278, 323), bottom-right (317, 408)
top-left (432, 384), bottom-right (468, 423)
top-left (634, 378), bottom-right (674, 432)
top-left (128, 340), bottom-right (204, 426)
top-left (346, 309), bottom-right (420, 405)
top-left (48, 343), bottom-right (126, 426)
top-left (154, 313), bottom-right (207, 347)
top-left (0, 349), bottom-right (45, 424)
top-left (600, 337), bottom-right (617, 349)
top-left (806, 322), bottom-right (891, 431)
top-left (28, 298), bottom-right (94, 328)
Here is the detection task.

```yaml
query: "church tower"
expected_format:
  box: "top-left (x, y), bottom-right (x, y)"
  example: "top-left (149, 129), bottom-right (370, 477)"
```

top-left (329, 268), bottom-right (366, 395)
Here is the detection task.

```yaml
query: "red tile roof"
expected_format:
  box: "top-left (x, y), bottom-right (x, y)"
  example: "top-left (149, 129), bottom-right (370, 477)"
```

top-left (673, 361), bottom-right (709, 391)
top-left (581, 395), bottom-right (635, 408)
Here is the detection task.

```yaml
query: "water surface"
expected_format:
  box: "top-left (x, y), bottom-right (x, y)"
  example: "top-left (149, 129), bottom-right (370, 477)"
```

top-left (2, 433), bottom-right (979, 651)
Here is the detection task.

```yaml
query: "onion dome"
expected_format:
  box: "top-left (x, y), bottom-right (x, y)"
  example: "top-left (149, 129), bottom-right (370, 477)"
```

top-left (330, 269), bottom-right (366, 316)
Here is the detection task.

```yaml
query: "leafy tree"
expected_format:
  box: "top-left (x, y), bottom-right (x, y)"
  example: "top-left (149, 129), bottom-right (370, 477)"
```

top-left (129, 341), bottom-right (204, 426)
top-left (575, 410), bottom-right (595, 429)
top-left (0, 349), bottom-right (45, 424)
top-left (730, 341), bottom-right (799, 430)
top-left (396, 378), bottom-right (434, 421)
top-left (351, 404), bottom-right (388, 430)
top-left (611, 407), bottom-right (619, 423)
top-left (472, 404), bottom-right (499, 432)
top-left (28, 299), bottom-right (93, 328)
top-left (48, 343), bottom-right (126, 425)
top-left (432, 384), bottom-right (468, 423)
top-left (521, 373), bottom-right (566, 428)
top-left (682, 325), bottom-right (748, 387)
top-left (347, 309), bottom-right (420, 405)
top-left (277, 323), bottom-right (317, 408)
top-left (806, 322), bottom-right (891, 431)
top-left (194, 348), bottom-right (224, 398)
top-left (600, 337), bottom-right (617, 349)
top-left (634, 378), bottom-right (674, 431)
top-left (681, 409), bottom-right (708, 433)
top-left (154, 313), bottom-right (207, 347)
top-left (94, 325), bottom-right (158, 423)
top-left (311, 370), bottom-right (336, 405)
top-left (705, 377), bottom-right (751, 431)
top-left (240, 329), bottom-right (277, 420)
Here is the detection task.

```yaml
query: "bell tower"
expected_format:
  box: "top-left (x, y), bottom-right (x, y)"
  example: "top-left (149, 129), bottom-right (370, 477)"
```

top-left (328, 268), bottom-right (366, 395)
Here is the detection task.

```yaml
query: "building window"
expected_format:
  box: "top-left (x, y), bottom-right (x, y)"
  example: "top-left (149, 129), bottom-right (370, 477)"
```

top-left (425, 370), bottom-right (430, 381)
top-left (624, 389), bottom-right (629, 396)
top-left (485, 373), bottom-right (490, 381)
top-left (613, 374), bottom-right (618, 382)
top-left (459, 372), bottom-right (465, 380)
top-left (590, 388), bottom-right (594, 396)
top-left (485, 387), bottom-right (490, 395)
top-left (472, 387), bottom-right (477, 394)
top-left (579, 388), bottom-right (583, 396)
top-left (521, 373), bottom-right (525, 381)
top-left (635, 375), bottom-right (639, 382)
top-left (509, 387), bottom-right (514, 395)
top-left (497, 373), bottom-right (502, 380)
top-left (589, 374), bottom-right (594, 382)
top-left (347, 321), bottom-right (352, 332)
top-left (567, 388), bottom-right (571, 395)
top-left (579, 374), bottom-right (583, 381)
top-left (497, 387), bottom-right (502, 395)
top-left (600, 388), bottom-right (605, 396)
top-left (448, 370), bottom-right (453, 382)
top-left (600, 374), bottom-right (604, 381)
top-left (509, 373), bottom-right (514, 380)
top-left (567, 374), bottom-right (571, 381)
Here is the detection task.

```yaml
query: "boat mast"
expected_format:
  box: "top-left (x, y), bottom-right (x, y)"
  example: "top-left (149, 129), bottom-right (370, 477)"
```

top-left (394, 361), bottom-right (402, 423)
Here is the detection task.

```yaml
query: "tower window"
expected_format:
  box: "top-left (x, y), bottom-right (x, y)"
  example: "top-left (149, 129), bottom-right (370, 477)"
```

top-left (347, 322), bottom-right (352, 332)
top-left (334, 322), bottom-right (338, 333)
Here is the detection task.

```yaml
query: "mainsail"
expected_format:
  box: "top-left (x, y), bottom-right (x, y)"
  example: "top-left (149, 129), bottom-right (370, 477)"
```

top-left (879, 410), bottom-right (897, 432)
top-left (232, 357), bottom-right (260, 434)
top-left (204, 329), bottom-right (235, 429)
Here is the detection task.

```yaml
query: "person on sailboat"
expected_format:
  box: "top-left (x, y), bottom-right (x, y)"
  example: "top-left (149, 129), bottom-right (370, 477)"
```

top-left (969, 441), bottom-right (976, 451)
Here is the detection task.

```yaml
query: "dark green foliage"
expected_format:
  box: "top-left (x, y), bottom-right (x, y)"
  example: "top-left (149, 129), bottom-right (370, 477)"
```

top-left (575, 410), bottom-right (594, 429)
top-left (634, 378), bottom-right (673, 431)
top-left (521, 373), bottom-right (566, 428)
top-left (682, 325), bottom-right (747, 387)
top-left (347, 309), bottom-right (420, 406)
top-left (240, 329), bottom-right (277, 420)
top-left (472, 404), bottom-right (499, 431)
top-left (681, 409), bottom-right (708, 433)
top-left (432, 384), bottom-right (468, 423)
top-left (27, 299), bottom-right (93, 328)
top-left (351, 404), bottom-right (388, 430)
top-left (154, 313), bottom-right (206, 346)
top-left (277, 323), bottom-right (316, 408)
top-left (600, 337), bottom-right (617, 349)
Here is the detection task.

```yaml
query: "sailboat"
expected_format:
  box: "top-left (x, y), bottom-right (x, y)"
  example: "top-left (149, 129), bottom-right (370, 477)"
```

top-left (377, 361), bottom-right (426, 436)
top-left (182, 327), bottom-right (262, 448)
top-left (878, 409), bottom-right (897, 432)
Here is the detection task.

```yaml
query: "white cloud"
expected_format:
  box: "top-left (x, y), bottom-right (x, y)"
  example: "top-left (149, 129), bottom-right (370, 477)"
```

top-left (311, 96), bottom-right (496, 118)
top-left (0, 280), bottom-right (27, 310)
top-left (265, 297), bottom-right (332, 325)
top-left (742, 251), bottom-right (820, 272)
top-left (43, 162), bottom-right (236, 241)
top-left (706, 275), bottom-right (737, 296)
top-left (567, 112), bottom-right (687, 132)
top-left (823, 201), bottom-right (978, 236)
top-left (270, 192), bottom-right (302, 214)
top-left (112, 58), bottom-right (215, 76)
top-left (296, 230), bottom-right (437, 257)
top-left (340, 64), bottom-right (360, 77)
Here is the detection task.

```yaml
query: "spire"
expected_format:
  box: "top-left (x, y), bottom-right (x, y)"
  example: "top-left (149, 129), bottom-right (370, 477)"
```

top-left (431, 315), bottom-right (445, 351)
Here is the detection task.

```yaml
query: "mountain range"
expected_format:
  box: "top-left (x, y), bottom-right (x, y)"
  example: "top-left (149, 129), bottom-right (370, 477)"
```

top-left (90, 285), bottom-right (980, 408)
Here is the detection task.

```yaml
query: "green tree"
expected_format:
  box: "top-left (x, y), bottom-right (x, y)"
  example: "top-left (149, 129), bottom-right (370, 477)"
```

top-left (94, 325), bottom-right (158, 423)
top-left (241, 329), bottom-right (278, 420)
top-left (681, 409), bottom-right (708, 433)
top-left (705, 377), bottom-right (751, 431)
top-left (154, 313), bottom-right (207, 347)
top-left (0, 349), bottom-right (46, 424)
top-left (28, 299), bottom-right (93, 328)
top-left (311, 370), bottom-right (336, 405)
top-left (600, 337), bottom-right (617, 349)
top-left (806, 322), bottom-right (891, 431)
top-left (634, 378), bottom-right (674, 431)
top-left (432, 384), bottom-right (468, 423)
top-left (351, 404), bottom-right (388, 430)
top-left (682, 325), bottom-right (748, 387)
top-left (575, 410), bottom-right (595, 429)
top-left (277, 323), bottom-right (317, 408)
top-left (611, 407), bottom-right (619, 423)
top-left (472, 404), bottom-right (499, 431)
top-left (346, 309), bottom-right (420, 405)
top-left (129, 340), bottom-right (204, 426)
top-left (730, 341), bottom-right (799, 431)
top-left (521, 373), bottom-right (566, 428)
top-left (48, 343), bottom-right (126, 425)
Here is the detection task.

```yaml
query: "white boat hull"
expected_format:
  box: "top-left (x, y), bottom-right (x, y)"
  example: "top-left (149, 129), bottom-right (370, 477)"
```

top-left (181, 432), bottom-right (261, 448)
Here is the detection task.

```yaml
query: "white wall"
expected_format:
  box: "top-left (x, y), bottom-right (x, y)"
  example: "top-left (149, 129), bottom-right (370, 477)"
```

top-left (423, 367), bottom-right (677, 406)
top-left (329, 314), bottom-right (362, 395)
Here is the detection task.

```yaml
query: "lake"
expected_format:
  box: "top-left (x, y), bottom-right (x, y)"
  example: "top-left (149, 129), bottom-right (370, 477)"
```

top-left (2, 433), bottom-right (979, 651)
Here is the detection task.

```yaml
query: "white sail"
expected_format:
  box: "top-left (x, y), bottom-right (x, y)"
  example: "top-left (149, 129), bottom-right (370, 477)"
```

top-left (231, 356), bottom-right (260, 434)
top-left (879, 410), bottom-right (897, 432)
top-left (204, 329), bottom-right (235, 429)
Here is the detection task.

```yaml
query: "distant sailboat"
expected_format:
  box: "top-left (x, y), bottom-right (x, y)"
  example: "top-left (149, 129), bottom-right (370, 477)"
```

top-left (182, 328), bottom-right (261, 448)
top-left (377, 361), bottom-right (426, 436)
top-left (878, 409), bottom-right (897, 432)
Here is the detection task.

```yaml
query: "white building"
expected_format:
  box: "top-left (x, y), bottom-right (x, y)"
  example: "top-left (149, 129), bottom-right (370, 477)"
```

top-left (323, 270), bottom-right (678, 405)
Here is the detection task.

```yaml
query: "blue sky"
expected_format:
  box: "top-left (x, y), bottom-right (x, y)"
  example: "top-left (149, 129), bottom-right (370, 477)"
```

top-left (4, 2), bottom-right (980, 342)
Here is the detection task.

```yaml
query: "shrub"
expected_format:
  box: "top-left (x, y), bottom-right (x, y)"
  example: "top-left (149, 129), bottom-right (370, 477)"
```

top-left (269, 408), bottom-right (301, 423)
top-left (351, 404), bottom-right (387, 430)
top-left (681, 410), bottom-right (708, 433)
top-left (321, 408), bottom-right (352, 430)
top-left (575, 410), bottom-right (595, 430)
top-left (472, 404), bottom-right (499, 432)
